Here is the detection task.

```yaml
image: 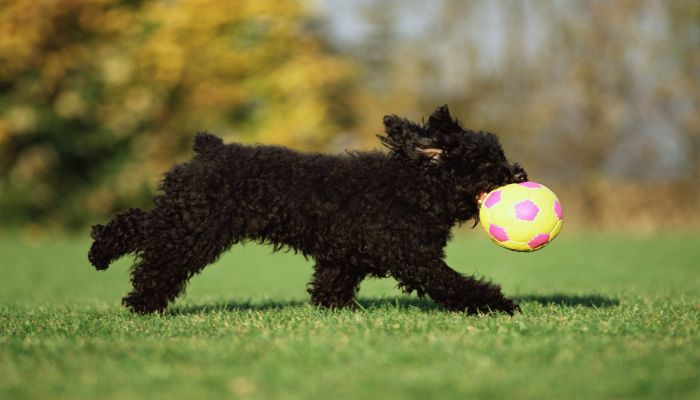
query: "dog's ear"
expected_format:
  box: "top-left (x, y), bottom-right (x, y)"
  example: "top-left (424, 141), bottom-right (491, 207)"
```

top-left (426, 105), bottom-right (462, 135)
top-left (378, 108), bottom-right (467, 164)
top-left (379, 115), bottom-right (442, 162)
top-left (419, 105), bottom-right (465, 161)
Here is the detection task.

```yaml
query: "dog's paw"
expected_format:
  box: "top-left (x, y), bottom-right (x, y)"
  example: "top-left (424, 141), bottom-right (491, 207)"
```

top-left (467, 296), bottom-right (520, 316)
top-left (488, 297), bottom-right (520, 316)
top-left (87, 250), bottom-right (110, 270)
top-left (122, 293), bottom-right (168, 315)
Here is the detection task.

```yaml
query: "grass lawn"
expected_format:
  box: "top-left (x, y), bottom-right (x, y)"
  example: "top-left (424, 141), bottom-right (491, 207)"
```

top-left (1, 232), bottom-right (699, 399)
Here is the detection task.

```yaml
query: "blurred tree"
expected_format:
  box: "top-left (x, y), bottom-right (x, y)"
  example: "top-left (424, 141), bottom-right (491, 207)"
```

top-left (325, 0), bottom-right (699, 229)
top-left (0, 0), bottom-right (358, 229)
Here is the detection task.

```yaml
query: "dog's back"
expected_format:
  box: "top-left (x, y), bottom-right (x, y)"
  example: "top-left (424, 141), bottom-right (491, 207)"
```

top-left (171, 135), bottom-right (437, 259)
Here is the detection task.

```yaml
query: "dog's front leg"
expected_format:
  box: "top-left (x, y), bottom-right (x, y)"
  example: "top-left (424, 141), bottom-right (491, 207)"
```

top-left (391, 259), bottom-right (519, 315)
top-left (307, 260), bottom-right (367, 308)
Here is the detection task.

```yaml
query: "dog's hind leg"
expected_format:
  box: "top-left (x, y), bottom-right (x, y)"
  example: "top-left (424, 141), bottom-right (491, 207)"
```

top-left (307, 261), bottom-right (368, 308)
top-left (391, 259), bottom-right (519, 315)
top-left (122, 212), bottom-right (239, 314)
top-left (88, 208), bottom-right (146, 270)
top-left (122, 254), bottom-right (188, 314)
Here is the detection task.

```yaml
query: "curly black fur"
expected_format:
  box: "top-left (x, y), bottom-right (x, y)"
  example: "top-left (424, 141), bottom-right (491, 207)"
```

top-left (88, 105), bottom-right (528, 315)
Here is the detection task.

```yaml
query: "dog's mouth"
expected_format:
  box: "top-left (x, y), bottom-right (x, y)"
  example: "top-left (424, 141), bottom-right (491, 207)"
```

top-left (476, 192), bottom-right (488, 206)
top-left (470, 192), bottom-right (488, 228)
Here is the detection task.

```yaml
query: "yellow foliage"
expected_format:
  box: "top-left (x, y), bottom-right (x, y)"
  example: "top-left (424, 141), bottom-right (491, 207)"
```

top-left (0, 0), bottom-right (360, 227)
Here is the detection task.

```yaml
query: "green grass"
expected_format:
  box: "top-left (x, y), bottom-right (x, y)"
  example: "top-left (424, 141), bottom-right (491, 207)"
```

top-left (1, 233), bottom-right (699, 399)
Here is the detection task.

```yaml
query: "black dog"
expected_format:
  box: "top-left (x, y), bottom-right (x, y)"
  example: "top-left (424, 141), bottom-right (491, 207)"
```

top-left (89, 105), bottom-right (527, 315)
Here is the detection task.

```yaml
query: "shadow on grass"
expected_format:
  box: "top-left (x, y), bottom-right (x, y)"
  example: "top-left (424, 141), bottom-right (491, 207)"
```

top-left (516, 293), bottom-right (619, 308)
top-left (170, 296), bottom-right (441, 315)
top-left (170, 300), bottom-right (307, 315)
top-left (171, 294), bottom-right (618, 315)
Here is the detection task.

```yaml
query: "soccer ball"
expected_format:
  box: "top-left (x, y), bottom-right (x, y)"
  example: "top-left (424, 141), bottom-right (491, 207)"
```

top-left (479, 182), bottom-right (563, 252)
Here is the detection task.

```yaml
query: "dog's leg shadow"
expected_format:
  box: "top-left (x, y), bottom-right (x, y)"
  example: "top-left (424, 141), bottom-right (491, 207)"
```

top-left (515, 293), bottom-right (619, 308)
top-left (169, 296), bottom-right (443, 315)
top-left (170, 299), bottom-right (309, 315)
top-left (168, 294), bottom-right (619, 315)
top-left (355, 297), bottom-right (442, 311)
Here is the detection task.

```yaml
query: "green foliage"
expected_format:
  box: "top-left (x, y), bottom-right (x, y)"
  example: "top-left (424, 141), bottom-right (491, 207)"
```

top-left (0, 0), bottom-right (358, 229)
top-left (1, 235), bottom-right (699, 399)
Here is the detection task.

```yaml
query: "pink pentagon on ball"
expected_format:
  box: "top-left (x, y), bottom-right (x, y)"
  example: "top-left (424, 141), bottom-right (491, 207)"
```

top-left (489, 224), bottom-right (509, 242)
top-left (519, 182), bottom-right (542, 188)
top-left (528, 233), bottom-right (550, 249)
top-left (515, 200), bottom-right (540, 221)
top-left (554, 200), bottom-right (563, 220)
top-left (484, 190), bottom-right (501, 208)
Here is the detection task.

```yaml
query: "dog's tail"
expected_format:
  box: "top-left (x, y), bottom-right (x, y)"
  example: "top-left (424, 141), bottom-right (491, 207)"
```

top-left (88, 207), bottom-right (146, 270)
top-left (192, 132), bottom-right (224, 154)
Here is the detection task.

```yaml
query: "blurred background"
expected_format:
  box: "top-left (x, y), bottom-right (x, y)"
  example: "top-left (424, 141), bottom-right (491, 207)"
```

top-left (0, 0), bottom-right (698, 235)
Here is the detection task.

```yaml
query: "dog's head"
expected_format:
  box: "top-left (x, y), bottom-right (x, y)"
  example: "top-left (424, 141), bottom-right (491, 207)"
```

top-left (378, 105), bottom-right (528, 222)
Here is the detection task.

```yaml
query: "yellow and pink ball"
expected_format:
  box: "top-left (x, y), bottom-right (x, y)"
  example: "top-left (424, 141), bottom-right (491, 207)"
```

top-left (479, 182), bottom-right (563, 252)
